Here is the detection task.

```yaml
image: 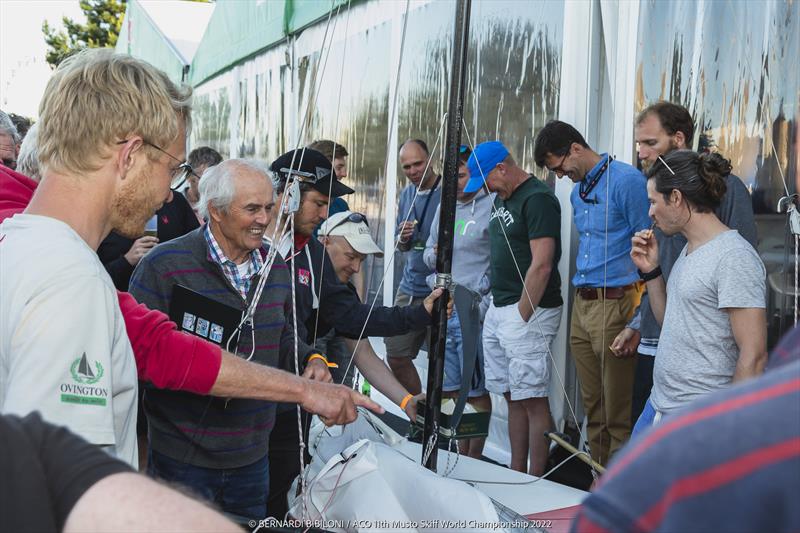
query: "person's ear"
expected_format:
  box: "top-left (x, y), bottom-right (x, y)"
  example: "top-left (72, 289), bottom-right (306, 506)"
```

top-left (208, 204), bottom-right (224, 223)
top-left (670, 188), bottom-right (683, 206)
top-left (117, 137), bottom-right (145, 180)
top-left (674, 131), bottom-right (687, 150)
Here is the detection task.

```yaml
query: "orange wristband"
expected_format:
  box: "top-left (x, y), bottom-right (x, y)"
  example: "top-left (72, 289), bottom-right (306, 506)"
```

top-left (307, 353), bottom-right (339, 368)
top-left (399, 393), bottom-right (413, 411)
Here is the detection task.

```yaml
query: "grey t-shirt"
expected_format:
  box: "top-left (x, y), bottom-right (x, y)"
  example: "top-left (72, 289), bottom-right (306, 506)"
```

top-left (638, 174), bottom-right (758, 354)
top-left (650, 230), bottom-right (766, 413)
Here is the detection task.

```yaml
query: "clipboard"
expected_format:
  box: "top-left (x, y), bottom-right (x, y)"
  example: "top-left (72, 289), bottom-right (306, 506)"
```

top-left (169, 284), bottom-right (245, 347)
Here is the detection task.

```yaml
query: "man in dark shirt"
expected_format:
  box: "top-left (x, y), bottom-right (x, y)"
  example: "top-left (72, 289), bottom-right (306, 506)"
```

top-left (129, 159), bottom-right (321, 522)
top-left (1, 412), bottom-right (239, 532)
top-left (463, 140), bottom-right (563, 477)
top-left (264, 147), bottom-right (445, 519)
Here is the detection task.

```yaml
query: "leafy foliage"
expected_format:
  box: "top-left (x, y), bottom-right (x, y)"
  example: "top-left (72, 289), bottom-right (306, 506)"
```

top-left (42, 0), bottom-right (127, 68)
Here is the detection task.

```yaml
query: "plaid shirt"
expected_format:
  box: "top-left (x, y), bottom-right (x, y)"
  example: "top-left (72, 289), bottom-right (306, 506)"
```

top-left (204, 225), bottom-right (264, 300)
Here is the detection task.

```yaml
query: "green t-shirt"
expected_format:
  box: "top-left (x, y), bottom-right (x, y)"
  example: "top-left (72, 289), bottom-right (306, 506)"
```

top-left (489, 176), bottom-right (563, 308)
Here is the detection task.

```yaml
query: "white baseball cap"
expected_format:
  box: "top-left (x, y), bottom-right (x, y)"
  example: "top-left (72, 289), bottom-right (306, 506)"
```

top-left (319, 211), bottom-right (384, 257)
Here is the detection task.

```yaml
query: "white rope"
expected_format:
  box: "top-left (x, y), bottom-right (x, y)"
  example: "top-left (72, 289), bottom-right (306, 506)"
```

top-left (443, 437), bottom-right (461, 477)
top-left (599, 155), bottom-right (612, 465)
top-left (724, 0), bottom-right (791, 198)
top-left (292, 0), bottom-right (342, 152)
top-left (452, 450), bottom-right (592, 485)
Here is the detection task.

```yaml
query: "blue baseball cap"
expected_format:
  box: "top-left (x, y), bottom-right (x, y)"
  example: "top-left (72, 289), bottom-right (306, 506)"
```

top-left (464, 141), bottom-right (509, 193)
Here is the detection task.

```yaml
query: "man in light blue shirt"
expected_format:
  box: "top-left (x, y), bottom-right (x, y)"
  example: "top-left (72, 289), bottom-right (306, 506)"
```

top-left (534, 120), bottom-right (650, 466)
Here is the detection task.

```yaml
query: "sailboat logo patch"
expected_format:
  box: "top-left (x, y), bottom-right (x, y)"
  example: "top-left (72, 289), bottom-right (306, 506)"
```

top-left (70, 353), bottom-right (105, 385)
top-left (60, 353), bottom-right (108, 406)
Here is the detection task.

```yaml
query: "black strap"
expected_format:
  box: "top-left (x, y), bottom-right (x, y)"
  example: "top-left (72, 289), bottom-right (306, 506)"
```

top-left (449, 285), bottom-right (482, 431)
top-left (414, 175), bottom-right (442, 224)
top-left (579, 156), bottom-right (611, 202)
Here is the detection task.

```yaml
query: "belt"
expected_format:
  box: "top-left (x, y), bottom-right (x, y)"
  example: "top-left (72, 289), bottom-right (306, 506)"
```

top-left (576, 283), bottom-right (639, 301)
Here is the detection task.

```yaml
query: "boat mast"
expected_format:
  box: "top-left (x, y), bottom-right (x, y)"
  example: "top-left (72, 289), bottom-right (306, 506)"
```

top-left (422, 0), bottom-right (472, 472)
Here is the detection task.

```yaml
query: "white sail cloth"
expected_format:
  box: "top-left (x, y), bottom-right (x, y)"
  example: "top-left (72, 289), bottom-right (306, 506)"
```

top-left (288, 413), bottom-right (502, 532)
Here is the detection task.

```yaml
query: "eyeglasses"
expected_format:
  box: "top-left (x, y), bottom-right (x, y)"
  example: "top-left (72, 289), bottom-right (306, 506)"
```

top-left (116, 139), bottom-right (199, 190)
top-left (326, 212), bottom-right (369, 234)
top-left (546, 147), bottom-right (571, 178)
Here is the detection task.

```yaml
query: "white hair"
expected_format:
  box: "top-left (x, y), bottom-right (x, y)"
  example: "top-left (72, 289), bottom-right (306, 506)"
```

top-left (16, 122), bottom-right (40, 181)
top-left (0, 110), bottom-right (19, 143)
top-left (197, 158), bottom-right (272, 221)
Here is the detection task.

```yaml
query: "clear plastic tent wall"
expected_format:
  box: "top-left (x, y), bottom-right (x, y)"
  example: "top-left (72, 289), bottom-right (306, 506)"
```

top-left (635, 0), bottom-right (800, 346)
top-left (190, 0), bottom-right (565, 305)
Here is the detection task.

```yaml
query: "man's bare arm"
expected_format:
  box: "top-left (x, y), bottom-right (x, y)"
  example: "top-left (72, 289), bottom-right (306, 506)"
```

top-left (729, 307), bottom-right (768, 382)
top-left (210, 352), bottom-right (383, 425)
top-left (517, 237), bottom-right (556, 321)
top-left (65, 473), bottom-right (240, 533)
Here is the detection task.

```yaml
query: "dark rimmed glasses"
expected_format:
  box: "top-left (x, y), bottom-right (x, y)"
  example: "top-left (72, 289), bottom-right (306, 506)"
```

top-left (116, 139), bottom-right (199, 190)
top-left (546, 147), bottom-right (571, 178)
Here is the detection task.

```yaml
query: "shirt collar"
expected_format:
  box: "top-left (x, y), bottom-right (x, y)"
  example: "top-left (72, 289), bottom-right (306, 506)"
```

top-left (583, 153), bottom-right (611, 183)
top-left (204, 224), bottom-right (263, 273)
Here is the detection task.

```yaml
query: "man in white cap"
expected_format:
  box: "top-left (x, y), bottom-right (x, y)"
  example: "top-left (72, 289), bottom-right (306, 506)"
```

top-left (319, 211), bottom-right (384, 282)
top-left (317, 211), bottom-right (423, 417)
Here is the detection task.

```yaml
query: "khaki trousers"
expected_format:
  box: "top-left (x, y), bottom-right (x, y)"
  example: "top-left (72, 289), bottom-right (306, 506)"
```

top-left (569, 284), bottom-right (642, 466)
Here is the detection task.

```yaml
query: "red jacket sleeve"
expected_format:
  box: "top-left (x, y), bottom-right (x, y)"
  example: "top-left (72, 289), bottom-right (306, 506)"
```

top-left (117, 290), bottom-right (221, 394)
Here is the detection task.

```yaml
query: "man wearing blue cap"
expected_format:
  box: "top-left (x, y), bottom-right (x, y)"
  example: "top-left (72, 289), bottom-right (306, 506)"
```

top-left (464, 141), bottom-right (563, 476)
top-left (534, 120), bottom-right (650, 466)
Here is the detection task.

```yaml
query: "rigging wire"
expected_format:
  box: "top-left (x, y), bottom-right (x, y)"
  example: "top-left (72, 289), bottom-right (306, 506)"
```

top-left (305, 111), bottom-right (448, 462)
top-left (335, 112), bottom-right (449, 387)
top-left (311, 0), bottom-right (353, 350)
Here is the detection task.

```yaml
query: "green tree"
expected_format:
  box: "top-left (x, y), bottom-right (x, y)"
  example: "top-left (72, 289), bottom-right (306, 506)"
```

top-left (42, 0), bottom-right (127, 68)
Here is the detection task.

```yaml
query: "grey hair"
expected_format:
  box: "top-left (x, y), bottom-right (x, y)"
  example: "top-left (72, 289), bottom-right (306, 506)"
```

top-left (197, 158), bottom-right (272, 221)
top-left (16, 122), bottom-right (40, 181)
top-left (0, 110), bottom-right (20, 143)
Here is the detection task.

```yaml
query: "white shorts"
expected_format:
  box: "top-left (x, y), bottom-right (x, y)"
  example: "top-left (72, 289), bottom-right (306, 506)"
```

top-left (482, 301), bottom-right (562, 400)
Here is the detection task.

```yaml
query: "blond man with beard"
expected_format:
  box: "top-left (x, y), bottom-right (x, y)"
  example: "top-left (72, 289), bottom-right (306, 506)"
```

top-left (0, 50), bottom-right (191, 467)
top-left (0, 50), bottom-right (379, 475)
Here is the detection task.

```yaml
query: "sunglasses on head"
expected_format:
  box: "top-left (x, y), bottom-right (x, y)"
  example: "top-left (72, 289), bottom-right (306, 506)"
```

top-left (327, 212), bottom-right (369, 234)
